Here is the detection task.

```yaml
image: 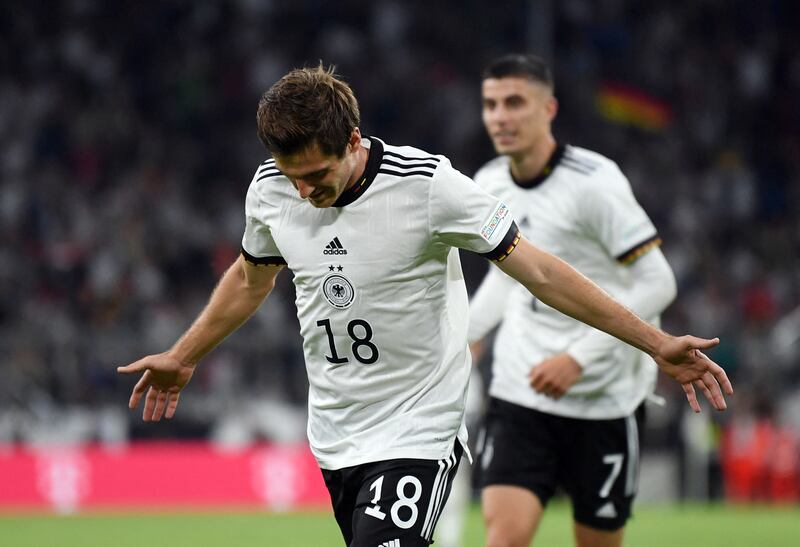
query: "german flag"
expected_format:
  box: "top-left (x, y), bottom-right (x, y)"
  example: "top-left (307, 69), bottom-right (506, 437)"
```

top-left (597, 83), bottom-right (673, 131)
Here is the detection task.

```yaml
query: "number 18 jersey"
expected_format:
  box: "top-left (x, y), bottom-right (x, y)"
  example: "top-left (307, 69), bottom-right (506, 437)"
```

top-left (241, 137), bottom-right (518, 470)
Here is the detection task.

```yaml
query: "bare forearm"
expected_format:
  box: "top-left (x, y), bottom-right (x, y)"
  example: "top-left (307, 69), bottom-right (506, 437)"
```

top-left (169, 258), bottom-right (276, 364)
top-left (497, 239), bottom-right (667, 356)
top-left (568, 248), bottom-right (677, 366)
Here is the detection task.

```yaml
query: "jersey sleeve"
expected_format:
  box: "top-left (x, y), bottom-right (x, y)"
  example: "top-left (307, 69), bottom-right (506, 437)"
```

top-left (429, 159), bottom-right (520, 261)
top-left (578, 163), bottom-right (660, 264)
top-left (240, 178), bottom-right (286, 266)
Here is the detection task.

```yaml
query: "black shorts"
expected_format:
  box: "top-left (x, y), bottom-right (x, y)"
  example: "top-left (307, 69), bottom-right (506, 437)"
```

top-left (321, 442), bottom-right (463, 546)
top-left (478, 397), bottom-right (643, 531)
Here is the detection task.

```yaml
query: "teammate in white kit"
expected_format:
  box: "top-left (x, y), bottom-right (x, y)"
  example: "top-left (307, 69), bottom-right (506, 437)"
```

top-left (117, 65), bottom-right (732, 547)
top-left (470, 54), bottom-right (682, 547)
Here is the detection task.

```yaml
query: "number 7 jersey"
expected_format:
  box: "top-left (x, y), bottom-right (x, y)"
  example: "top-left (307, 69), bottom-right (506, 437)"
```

top-left (241, 137), bottom-right (518, 470)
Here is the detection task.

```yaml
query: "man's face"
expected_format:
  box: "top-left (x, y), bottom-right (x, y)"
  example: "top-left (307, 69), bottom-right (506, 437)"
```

top-left (481, 77), bottom-right (556, 158)
top-left (273, 133), bottom-right (361, 208)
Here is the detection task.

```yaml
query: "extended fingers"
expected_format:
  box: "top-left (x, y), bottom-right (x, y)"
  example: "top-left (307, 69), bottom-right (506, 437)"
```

top-left (717, 368), bottom-right (734, 396)
top-left (682, 383), bottom-right (700, 413)
top-left (698, 352), bottom-right (734, 396)
top-left (151, 390), bottom-right (169, 421)
top-left (671, 343), bottom-right (732, 414)
top-left (700, 372), bottom-right (728, 411)
top-left (133, 383), bottom-right (179, 421)
top-left (129, 373), bottom-right (150, 410)
top-left (165, 390), bottom-right (181, 419)
top-left (142, 386), bottom-right (159, 421)
top-left (686, 369), bottom-right (727, 412)
top-left (693, 377), bottom-right (713, 403)
top-left (117, 356), bottom-right (150, 375)
top-left (687, 336), bottom-right (720, 351)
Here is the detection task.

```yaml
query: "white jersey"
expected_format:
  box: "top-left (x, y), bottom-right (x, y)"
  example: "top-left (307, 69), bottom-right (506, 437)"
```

top-left (475, 145), bottom-right (661, 419)
top-left (242, 137), bottom-right (518, 469)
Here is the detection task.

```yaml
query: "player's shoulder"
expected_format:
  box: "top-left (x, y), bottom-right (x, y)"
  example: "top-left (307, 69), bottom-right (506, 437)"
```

top-left (560, 145), bottom-right (628, 188)
top-left (474, 156), bottom-right (510, 185)
top-left (562, 145), bottom-right (617, 175)
top-left (252, 157), bottom-right (282, 182)
top-left (378, 139), bottom-right (444, 180)
top-left (246, 157), bottom-right (292, 206)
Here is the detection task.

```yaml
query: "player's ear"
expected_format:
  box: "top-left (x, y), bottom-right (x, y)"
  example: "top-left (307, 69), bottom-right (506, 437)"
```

top-left (546, 97), bottom-right (558, 122)
top-left (347, 128), bottom-right (361, 151)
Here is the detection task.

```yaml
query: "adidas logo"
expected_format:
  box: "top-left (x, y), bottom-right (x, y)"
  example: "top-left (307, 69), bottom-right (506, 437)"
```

top-left (323, 237), bottom-right (348, 255)
top-left (378, 540), bottom-right (400, 547)
top-left (595, 501), bottom-right (617, 519)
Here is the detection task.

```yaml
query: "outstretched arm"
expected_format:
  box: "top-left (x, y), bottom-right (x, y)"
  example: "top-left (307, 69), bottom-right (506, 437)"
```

top-left (117, 254), bottom-right (283, 421)
top-left (495, 237), bottom-right (733, 412)
top-left (567, 248), bottom-right (677, 365)
top-left (531, 248), bottom-right (677, 399)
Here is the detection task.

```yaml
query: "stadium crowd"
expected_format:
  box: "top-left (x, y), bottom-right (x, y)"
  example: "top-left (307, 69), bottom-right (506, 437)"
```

top-left (1, 0), bottom-right (798, 499)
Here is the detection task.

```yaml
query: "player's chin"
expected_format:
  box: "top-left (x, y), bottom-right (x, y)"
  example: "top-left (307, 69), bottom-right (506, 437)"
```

top-left (492, 141), bottom-right (519, 155)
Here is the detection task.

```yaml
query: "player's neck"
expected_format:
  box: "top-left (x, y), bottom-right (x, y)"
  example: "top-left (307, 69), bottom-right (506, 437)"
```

top-left (508, 136), bottom-right (557, 181)
top-left (344, 143), bottom-right (370, 190)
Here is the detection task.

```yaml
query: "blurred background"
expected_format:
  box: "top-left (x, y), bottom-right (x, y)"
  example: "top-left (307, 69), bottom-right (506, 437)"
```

top-left (1, 0), bottom-right (799, 522)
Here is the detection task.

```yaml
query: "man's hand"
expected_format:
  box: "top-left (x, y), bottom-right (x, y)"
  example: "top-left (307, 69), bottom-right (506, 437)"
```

top-left (117, 353), bottom-right (196, 421)
top-left (528, 353), bottom-right (583, 399)
top-left (653, 336), bottom-right (733, 413)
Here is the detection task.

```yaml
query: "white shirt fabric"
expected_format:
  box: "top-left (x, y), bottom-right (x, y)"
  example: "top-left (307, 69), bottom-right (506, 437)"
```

top-left (469, 144), bottom-right (675, 419)
top-left (242, 137), bottom-right (518, 469)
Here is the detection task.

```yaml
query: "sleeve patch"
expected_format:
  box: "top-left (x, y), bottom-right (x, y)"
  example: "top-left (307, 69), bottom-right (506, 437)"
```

top-left (480, 222), bottom-right (521, 262)
top-left (480, 203), bottom-right (510, 242)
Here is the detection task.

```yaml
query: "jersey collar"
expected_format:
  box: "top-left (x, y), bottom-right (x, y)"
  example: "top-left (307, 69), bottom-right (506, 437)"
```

top-left (511, 143), bottom-right (565, 189)
top-left (332, 136), bottom-right (383, 207)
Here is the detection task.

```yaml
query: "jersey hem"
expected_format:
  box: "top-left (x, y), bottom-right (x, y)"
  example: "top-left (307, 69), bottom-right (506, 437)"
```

top-left (313, 437), bottom-right (468, 471)
top-left (488, 392), bottom-right (648, 421)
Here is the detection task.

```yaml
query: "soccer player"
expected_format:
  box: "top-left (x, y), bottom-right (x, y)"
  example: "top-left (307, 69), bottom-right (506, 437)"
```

top-left (117, 65), bottom-right (731, 547)
top-left (470, 53), bottom-right (684, 547)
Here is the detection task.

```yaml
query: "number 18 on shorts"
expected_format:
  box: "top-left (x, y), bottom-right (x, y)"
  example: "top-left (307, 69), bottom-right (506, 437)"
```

top-left (322, 443), bottom-right (463, 547)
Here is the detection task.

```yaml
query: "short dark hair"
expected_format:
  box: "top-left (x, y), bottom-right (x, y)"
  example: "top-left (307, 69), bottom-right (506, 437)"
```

top-left (482, 54), bottom-right (554, 92)
top-left (256, 64), bottom-right (360, 157)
